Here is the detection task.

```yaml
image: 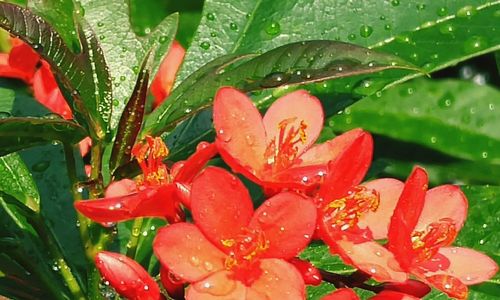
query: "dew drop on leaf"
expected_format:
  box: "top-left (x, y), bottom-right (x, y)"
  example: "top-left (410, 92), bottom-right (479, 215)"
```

top-left (265, 22), bottom-right (281, 36)
top-left (359, 25), bottom-right (373, 38)
top-left (0, 111), bottom-right (11, 118)
top-left (437, 7), bottom-right (448, 16)
top-left (229, 22), bottom-right (238, 31)
top-left (206, 13), bottom-right (215, 21)
top-left (457, 5), bottom-right (477, 18)
top-left (200, 41), bottom-right (211, 50)
top-left (347, 33), bottom-right (356, 40)
top-left (159, 36), bottom-right (168, 43)
top-left (463, 36), bottom-right (488, 54)
top-left (391, 0), bottom-right (400, 7)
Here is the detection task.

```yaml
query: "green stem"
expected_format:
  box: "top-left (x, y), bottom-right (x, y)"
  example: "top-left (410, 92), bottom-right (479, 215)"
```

top-left (126, 217), bottom-right (144, 258)
top-left (32, 214), bottom-right (86, 300)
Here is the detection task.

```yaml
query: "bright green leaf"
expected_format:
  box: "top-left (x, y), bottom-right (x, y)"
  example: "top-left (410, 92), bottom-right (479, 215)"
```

top-left (328, 79), bottom-right (500, 164)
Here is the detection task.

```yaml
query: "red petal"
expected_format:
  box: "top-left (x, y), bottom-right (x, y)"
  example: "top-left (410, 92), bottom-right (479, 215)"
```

top-left (78, 137), bottom-right (92, 157)
top-left (422, 247), bottom-right (498, 285)
top-left (8, 42), bottom-right (39, 81)
top-left (249, 258), bottom-right (305, 299)
top-left (322, 288), bottom-right (359, 300)
top-left (75, 185), bottom-right (180, 223)
top-left (153, 223), bottom-right (226, 282)
top-left (0, 52), bottom-right (34, 82)
top-left (95, 251), bottom-right (161, 300)
top-left (151, 41), bottom-right (185, 107)
top-left (272, 164), bottom-right (328, 190)
top-left (104, 179), bottom-right (137, 198)
top-left (288, 257), bottom-right (322, 286)
top-left (317, 131), bottom-right (373, 201)
top-left (425, 274), bottom-right (468, 300)
top-left (370, 291), bottom-right (419, 300)
top-left (174, 142), bottom-right (217, 183)
top-left (299, 128), bottom-right (371, 167)
top-left (387, 167), bottom-right (428, 271)
top-left (214, 87), bottom-right (267, 179)
top-left (383, 279), bottom-right (431, 298)
top-left (191, 167), bottom-right (254, 249)
top-left (249, 192), bottom-right (316, 259)
top-left (263, 90), bottom-right (323, 157)
top-left (334, 239), bottom-right (408, 283)
top-left (415, 185), bottom-right (468, 233)
top-left (160, 266), bottom-right (184, 300)
top-left (358, 178), bottom-right (404, 240)
top-left (186, 271), bottom-right (246, 300)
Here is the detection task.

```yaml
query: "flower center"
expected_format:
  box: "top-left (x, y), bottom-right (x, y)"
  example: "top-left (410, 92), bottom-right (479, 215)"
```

top-left (411, 218), bottom-right (457, 262)
top-left (132, 136), bottom-right (170, 186)
top-left (264, 117), bottom-right (307, 172)
top-left (220, 227), bottom-right (270, 269)
top-left (323, 186), bottom-right (380, 231)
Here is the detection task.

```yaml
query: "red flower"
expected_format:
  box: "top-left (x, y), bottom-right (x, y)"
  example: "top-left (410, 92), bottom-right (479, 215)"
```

top-left (0, 37), bottom-right (72, 119)
top-left (213, 86), bottom-right (369, 191)
top-left (94, 251), bottom-right (161, 300)
top-left (322, 288), bottom-right (420, 300)
top-left (383, 166), bottom-right (498, 299)
top-left (75, 137), bottom-right (217, 224)
top-left (315, 131), bottom-right (407, 283)
top-left (153, 167), bottom-right (317, 299)
top-left (150, 41), bottom-right (185, 108)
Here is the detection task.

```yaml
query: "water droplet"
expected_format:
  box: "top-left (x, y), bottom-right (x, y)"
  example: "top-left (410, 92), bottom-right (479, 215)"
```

top-left (190, 256), bottom-right (200, 267)
top-left (265, 22), bottom-right (281, 36)
top-left (132, 66), bottom-right (139, 74)
top-left (439, 24), bottom-right (455, 34)
top-left (200, 41), bottom-right (211, 50)
top-left (132, 227), bottom-right (140, 237)
top-left (481, 152), bottom-right (488, 159)
top-left (229, 22), bottom-right (238, 31)
top-left (210, 32), bottom-right (217, 37)
top-left (260, 72), bottom-right (290, 88)
top-left (159, 36), bottom-right (168, 43)
top-left (416, 3), bottom-right (426, 10)
top-left (279, 226), bottom-right (285, 232)
top-left (206, 13), bottom-right (215, 21)
top-left (245, 135), bottom-right (254, 146)
top-left (384, 24), bottom-right (392, 31)
top-left (391, 0), bottom-right (400, 7)
top-left (0, 111), bottom-right (11, 118)
top-left (217, 129), bottom-right (232, 142)
top-left (359, 25), bottom-right (373, 38)
top-left (488, 103), bottom-right (495, 111)
top-left (457, 6), bottom-right (477, 18)
top-left (430, 136), bottom-right (437, 144)
top-left (437, 7), bottom-right (448, 17)
top-left (97, 22), bottom-right (104, 27)
top-left (204, 261), bottom-right (214, 271)
top-left (379, 15), bottom-right (386, 20)
top-left (463, 36), bottom-right (488, 54)
top-left (438, 93), bottom-right (455, 108)
top-left (347, 33), bottom-right (356, 41)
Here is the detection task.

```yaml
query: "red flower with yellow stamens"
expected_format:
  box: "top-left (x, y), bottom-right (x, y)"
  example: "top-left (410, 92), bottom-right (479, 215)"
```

top-left (213, 86), bottom-right (371, 191)
top-left (75, 137), bottom-right (217, 224)
top-left (153, 167), bottom-right (317, 299)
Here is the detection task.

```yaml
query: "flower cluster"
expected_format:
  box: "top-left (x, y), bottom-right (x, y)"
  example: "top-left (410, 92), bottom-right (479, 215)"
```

top-left (74, 51), bottom-right (497, 300)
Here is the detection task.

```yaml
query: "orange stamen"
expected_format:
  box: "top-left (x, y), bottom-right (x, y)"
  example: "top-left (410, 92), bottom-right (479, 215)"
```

top-left (411, 218), bottom-right (457, 262)
top-left (323, 186), bottom-right (379, 231)
top-left (221, 227), bottom-right (269, 269)
top-left (264, 118), bottom-right (308, 172)
top-left (132, 136), bottom-right (170, 186)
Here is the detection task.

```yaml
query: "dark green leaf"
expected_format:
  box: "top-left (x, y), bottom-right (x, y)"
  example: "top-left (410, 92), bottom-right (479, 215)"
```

top-left (0, 116), bottom-right (87, 156)
top-left (0, 153), bottom-right (39, 212)
top-left (328, 79), bottom-right (500, 164)
top-left (109, 53), bottom-right (150, 173)
top-left (0, 2), bottom-right (112, 137)
top-left (144, 40), bottom-right (417, 135)
top-left (178, 0), bottom-right (499, 83)
top-left (79, 0), bottom-right (178, 128)
top-left (28, 0), bottom-right (81, 52)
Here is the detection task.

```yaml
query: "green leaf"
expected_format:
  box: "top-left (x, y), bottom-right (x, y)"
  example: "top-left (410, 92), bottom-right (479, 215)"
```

top-left (179, 0), bottom-right (499, 82)
top-left (328, 79), bottom-right (500, 164)
top-left (299, 241), bottom-right (356, 275)
top-left (109, 53), bottom-right (150, 173)
top-left (144, 40), bottom-right (417, 135)
top-left (0, 116), bottom-right (87, 156)
top-left (0, 2), bottom-right (112, 137)
top-left (0, 153), bottom-right (40, 213)
top-left (28, 0), bottom-right (81, 52)
top-left (79, 0), bottom-right (178, 128)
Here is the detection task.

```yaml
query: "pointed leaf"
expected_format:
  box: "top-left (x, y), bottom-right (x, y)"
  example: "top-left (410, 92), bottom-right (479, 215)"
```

top-left (0, 2), bottom-right (112, 137)
top-left (0, 153), bottom-right (39, 213)
top-left (145, 40), bottom-right (417, 135)
top-left (109, 52), bottom-right (151, 173)
top-left (0, 116), bottom-right (87, 156)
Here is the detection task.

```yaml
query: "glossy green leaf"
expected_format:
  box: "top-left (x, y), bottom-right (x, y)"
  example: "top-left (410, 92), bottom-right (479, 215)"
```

top-left (328, 79), bottom-right (500, 164)
top-left (0, 2), bottom-right (112, 137)
top-left (0, 153), bottom-right (39, 212)
top-left (144, 40), bottom-right (417, 135)
top-left (28, 0), bottom-right (81, 52)
top-left (0, 116), bottom-right (87, 156)
top-left (80, 0), bottom-right (178, 128)
top-left (109, 53), bottom-right (150, 173)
